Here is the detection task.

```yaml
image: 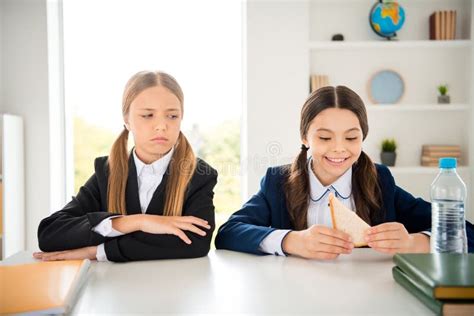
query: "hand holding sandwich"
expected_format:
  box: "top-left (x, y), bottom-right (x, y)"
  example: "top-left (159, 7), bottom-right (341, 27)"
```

top-left (328, 192), bottom-right (430, 254)
top-left (364, 222), bottom-right (430, 254)
top-left (282, 225), bottom-right (354, 260)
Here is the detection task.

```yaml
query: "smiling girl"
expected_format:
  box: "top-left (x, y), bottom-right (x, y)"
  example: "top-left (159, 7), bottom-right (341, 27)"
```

top-left (36, 71), bottom-right (218, 262)
top-left (215, 85), bottom-right (474, 258)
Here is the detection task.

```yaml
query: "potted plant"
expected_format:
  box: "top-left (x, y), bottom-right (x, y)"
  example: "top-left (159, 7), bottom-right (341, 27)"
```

top-left (380, 138), bottom-right (397, 166)
top-left (437, 84), bottom-right (450, 104)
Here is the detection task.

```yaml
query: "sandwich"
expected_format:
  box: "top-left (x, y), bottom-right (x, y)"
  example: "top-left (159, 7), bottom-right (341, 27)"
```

top-left (328, 192), bottom-right (370, 247)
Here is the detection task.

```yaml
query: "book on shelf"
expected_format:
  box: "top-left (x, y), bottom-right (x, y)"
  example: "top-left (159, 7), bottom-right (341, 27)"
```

top-left (441, 11), bottom-right (446, 40)
top-left (393, 253), bottom-right (474, 300)
top-left (436, 11), bottom-right (441, 40)
top-left (452, 11), bottom-right (457, 39)
top-left (0, 259), bottom-right (90, 314)
top-left (422, 152), bottom-right (461, 159)
top-left (310, 74), bottom-right (329, 93)
top-left (422, 153), bottom-right (461, 161)
top-left (449, 10), bottom-right (455, 40)
top-left (446, 10), bottom-right (451, 40)
top-left (422, 145), bottom-right (461, 152)
top-left (429, 12), bottom-right (435, 40)
top-left (429, 10), bottom-right (457, 40)
top-left (421, 144), bottom-right (462, 167)
top-left (393, 266), bottom-right (474, 316)
top-left (422, 151), bottom-right (461, 155)
top-left (421, 162), bottom-right (440, 167)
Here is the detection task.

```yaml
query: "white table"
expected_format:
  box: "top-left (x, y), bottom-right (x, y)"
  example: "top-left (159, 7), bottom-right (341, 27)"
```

top-left (3, 249), bottom-right (433, 315)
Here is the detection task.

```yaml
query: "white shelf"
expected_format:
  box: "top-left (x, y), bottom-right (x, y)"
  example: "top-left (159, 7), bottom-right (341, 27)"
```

top-left (308, 40), bottom-right (472, 50)
top-left (304, 0), bottom-right (474, 215)
top-left (388, 166), bottom-right (470, 175)
top-left (366, 104), bottom-right (470, 111)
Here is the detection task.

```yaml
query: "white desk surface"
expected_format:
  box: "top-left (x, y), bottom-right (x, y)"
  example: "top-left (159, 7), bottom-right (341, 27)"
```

top-left (3, 249), bottom-right (433, 315)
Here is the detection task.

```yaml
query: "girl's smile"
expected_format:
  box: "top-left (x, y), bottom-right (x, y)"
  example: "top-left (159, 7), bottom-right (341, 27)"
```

top-left (324, 156), bottom-right (351, 167)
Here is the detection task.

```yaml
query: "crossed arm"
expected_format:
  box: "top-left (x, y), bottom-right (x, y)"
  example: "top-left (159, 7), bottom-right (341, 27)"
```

top-left (36, 170), bottom-right (217, 262)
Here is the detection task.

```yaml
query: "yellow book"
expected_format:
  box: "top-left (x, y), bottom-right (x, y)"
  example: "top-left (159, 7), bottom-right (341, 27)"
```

top-left (0, 259), bottom-right (90, 314)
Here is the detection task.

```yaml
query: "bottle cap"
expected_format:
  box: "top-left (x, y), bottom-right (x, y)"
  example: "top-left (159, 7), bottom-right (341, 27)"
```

top-left (439, 157), bottom-right (457, 169)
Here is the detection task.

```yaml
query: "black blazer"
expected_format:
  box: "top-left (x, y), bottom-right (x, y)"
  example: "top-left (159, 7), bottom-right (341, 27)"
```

top-left (38, 155), bottom-right (218, 262)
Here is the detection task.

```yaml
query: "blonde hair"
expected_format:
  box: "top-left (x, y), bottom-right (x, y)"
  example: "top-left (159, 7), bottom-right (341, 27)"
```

top-left (107, 71), bottom-right (196, 216)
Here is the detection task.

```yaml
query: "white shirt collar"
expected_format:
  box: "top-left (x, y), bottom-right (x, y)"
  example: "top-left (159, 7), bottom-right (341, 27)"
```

top-left (133, 147), bottom-right (174, 177)
top-left (308, 158), bottom-right (352, 201)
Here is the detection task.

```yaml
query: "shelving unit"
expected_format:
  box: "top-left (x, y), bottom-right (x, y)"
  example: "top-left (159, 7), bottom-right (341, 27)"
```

top-left (366, 104), bottom-right (469, 111)
top-left (244, 1), bottom-right (473, 221)
top-left (308, 0), bottom-right (473, 212)
top-left (308, 39), bottom-right (472, 50)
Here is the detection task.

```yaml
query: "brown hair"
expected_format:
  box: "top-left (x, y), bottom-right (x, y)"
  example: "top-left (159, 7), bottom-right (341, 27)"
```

top-left (284, 86), bottom-right (382, 230)
top-left (107, 71), bottom-right (196, 216)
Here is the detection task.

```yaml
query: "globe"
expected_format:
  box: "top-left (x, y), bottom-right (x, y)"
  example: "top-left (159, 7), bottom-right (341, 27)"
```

top-left (369, 1), bottom-right (405, 39)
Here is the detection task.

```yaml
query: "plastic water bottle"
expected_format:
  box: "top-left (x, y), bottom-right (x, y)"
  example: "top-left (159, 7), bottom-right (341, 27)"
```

top-left (430, 157), bottom-right (467, 253)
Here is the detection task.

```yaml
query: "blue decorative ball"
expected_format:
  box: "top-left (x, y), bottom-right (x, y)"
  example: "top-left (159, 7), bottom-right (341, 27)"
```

top-left (370, 1), bottom-right (405, 39)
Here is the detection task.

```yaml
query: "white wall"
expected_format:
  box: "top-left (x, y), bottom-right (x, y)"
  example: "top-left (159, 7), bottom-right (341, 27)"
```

top-left (244, 0), bottom-right (309, 198)
top-left (0, 1), bottom-right (3, 113)
top-left (1, 0), bottom-right (50, 251)
top-left (471, 2), bottom-right (474, 222)
top-left (1, 114), bottom-right (25, 258)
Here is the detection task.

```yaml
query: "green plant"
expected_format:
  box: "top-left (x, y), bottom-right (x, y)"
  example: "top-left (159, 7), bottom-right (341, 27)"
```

top-left (437, 84), bottom-right (448, 96)
top-left (381, 138), bottom-right (397, 152)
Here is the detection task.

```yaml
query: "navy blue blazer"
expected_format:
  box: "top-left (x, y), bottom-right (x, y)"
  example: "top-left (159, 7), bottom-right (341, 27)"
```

top-left (215, 164), bottom-right (474, 254)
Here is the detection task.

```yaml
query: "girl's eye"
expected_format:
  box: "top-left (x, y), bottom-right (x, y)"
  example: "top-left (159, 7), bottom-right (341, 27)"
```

top-left (141, 114), bottom-right (153, 118)
top-left (319, 137), bottom-right (331, 141)
top-left (346, 137), bottom-right (358, 141)
top-left (168, 115), bottom-right (179, 119)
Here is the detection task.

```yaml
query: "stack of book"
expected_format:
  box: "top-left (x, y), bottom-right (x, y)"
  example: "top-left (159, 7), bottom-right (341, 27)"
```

top-left (421, 145), bottom-right (461, 167)
top-left (393, 253), bottom-right (474, 315)
top-left (429, 11), bottom-right (457, 40)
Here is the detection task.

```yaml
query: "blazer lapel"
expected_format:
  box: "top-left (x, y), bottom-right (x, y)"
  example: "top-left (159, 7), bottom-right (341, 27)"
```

top-left (125, 154), bottom-right (142, 215)
top-left (145, 167), bottom-right (169, 215)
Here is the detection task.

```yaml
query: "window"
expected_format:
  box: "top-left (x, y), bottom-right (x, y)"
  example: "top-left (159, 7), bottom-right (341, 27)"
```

top-left (63, 0), bottom-right (242, 229)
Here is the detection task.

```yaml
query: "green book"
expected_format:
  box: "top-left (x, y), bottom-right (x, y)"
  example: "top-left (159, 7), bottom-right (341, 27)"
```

top-left (393, 253), bottom-right (474, 300)
top-left (393, 267), bottom-right (474, 316)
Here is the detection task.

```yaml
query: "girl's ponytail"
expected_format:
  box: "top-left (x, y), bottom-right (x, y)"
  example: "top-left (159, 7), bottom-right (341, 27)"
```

top-left (284, 145), bottom-right (310, 230)
top-left (163, 132), bottom-right (196, 216)
top-left (107, 128), bottom-right (130, 214)
top-left (352, 151), bottom-right (382, 225)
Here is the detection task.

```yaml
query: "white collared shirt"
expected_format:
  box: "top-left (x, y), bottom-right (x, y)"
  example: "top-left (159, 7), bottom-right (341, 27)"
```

top-left (307, 162), bottom-right (354, 227)
top-left (92, 147), bottom-right (174, 261)
top-left (259, 159), bottom-right (355, 256)
top-left (133, 147), bottom-right (174, 213)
